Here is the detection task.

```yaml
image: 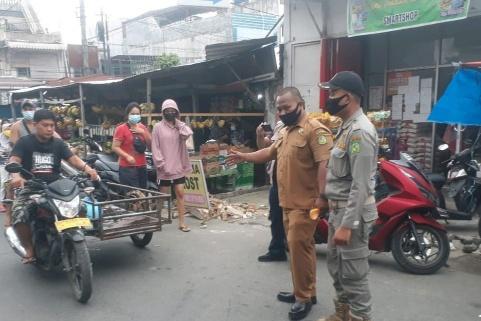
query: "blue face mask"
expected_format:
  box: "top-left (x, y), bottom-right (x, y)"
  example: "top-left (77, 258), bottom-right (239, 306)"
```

top-left (128, 114), bottom-right (141, 124)
top-left (22, 110), bottom-right (35, 121)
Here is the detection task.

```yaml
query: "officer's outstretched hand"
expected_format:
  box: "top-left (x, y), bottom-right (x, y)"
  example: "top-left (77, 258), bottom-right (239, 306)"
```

top-left (226, 150), bottom-right (245, 166)
top-left (333, 227), bottom-right (352, 246)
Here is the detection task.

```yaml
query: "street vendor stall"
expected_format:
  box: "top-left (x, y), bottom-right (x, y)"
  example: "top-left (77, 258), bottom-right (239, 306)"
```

top-left (10, 39), bottom-right (279, 195)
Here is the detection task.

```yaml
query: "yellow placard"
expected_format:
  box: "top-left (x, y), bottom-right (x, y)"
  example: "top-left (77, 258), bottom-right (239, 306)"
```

top-left (55, 217), bottom-right (92, 232)
top-left (184, 160), bottom-right (210, 209)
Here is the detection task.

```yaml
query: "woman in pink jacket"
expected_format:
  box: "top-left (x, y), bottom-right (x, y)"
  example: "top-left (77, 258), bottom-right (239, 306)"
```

top-left (152, 99), bottom-right (193, 232)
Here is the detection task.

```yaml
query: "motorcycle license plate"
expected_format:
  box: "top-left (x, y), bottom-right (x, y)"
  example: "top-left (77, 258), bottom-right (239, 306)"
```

top-left (55, 218), bottom-right (92, 232)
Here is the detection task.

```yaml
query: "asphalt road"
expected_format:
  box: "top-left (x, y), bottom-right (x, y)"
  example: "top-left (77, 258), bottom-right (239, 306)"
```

top-left (1, 190), bottom-right (480, 321)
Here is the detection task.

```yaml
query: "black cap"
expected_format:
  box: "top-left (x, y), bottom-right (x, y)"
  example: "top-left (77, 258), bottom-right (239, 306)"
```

top-left (319, 71), bottom-right (365, 97)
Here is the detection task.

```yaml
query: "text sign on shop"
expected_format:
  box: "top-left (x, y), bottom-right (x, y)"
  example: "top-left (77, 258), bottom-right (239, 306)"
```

top-left (184, 160), bottom-right (210, 209)
top-left (348, 0), bottom-right (471, 37)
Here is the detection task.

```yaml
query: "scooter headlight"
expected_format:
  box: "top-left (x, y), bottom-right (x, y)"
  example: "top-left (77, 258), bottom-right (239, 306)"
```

top-left (53, 196), bottom-right (80, 219)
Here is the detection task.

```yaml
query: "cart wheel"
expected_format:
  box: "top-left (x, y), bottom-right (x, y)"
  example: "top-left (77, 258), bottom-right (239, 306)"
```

top-left (130, 233), bottom-right (153, 248)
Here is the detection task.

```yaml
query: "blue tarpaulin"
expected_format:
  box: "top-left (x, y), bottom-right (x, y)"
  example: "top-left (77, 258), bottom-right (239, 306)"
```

top-left (428, 68), bottom-right (481, 125)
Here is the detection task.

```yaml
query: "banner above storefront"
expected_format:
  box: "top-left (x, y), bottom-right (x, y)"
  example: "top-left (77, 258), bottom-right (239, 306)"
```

top-left (348, 0), bottom-right (471, 37)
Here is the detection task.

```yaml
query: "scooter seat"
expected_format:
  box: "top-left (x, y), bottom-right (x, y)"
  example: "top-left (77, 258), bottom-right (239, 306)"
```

top-left (427, 173), bottom-right (446, 188)
top-left (98, 154), bottom-right (119, 172)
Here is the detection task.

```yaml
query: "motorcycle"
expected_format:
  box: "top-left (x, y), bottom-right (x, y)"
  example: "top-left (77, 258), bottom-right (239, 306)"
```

top-left (431, 135), bottom-right (481, 238)
top-left (315, 153), bottom-right (450, 275)
top-left (4, 163), bottom-right (94, 303)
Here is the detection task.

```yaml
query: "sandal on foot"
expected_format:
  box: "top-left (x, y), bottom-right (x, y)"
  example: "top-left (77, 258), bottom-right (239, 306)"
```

top-left (21, 257), bottom-right (36, 264)
top-left (178, 226), bottom-right (191, 232)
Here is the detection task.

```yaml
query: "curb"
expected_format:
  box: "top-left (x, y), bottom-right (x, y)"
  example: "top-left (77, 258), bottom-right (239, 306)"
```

top-left (214, 185), bottom-right (271, 200)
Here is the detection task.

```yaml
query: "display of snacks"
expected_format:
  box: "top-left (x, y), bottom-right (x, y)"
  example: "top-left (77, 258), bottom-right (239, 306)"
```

top-left (308, 112), bottom-right (342, 130)
top-left (367, 111), bottom-right (391, 128)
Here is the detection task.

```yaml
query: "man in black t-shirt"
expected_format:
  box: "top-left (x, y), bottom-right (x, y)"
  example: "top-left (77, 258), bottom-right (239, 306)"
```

top-left (8, 109), bottom-right (98, 264)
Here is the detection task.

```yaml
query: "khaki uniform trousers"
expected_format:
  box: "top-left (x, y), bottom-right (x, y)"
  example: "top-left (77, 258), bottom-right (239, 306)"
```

top-left (283, 208), bottom-right (318, 302)
top-left (327, 205), bottom-right (375, 319)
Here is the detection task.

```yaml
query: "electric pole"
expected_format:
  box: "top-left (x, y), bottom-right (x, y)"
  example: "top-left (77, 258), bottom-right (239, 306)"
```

top-left (80, 0), bottom-right (89, 76)
top-left (105, 14), bottom-right (112, 75)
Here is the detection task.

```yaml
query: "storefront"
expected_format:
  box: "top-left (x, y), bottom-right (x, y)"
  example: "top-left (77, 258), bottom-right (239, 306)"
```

top-left (284, 0), bottom-right (481, 173)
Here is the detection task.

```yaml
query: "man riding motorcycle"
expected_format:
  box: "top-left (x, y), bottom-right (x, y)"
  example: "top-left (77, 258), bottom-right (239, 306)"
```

top-left (8, 109), bottom-right (98, 264)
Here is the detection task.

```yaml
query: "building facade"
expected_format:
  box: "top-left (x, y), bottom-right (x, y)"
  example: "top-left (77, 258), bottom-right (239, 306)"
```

top-left (0, 0), bottom-right (66, 105)
top-left (118, 0), bottom-right (280, 66)
top-left (283, 0), bottom-right (481, 171)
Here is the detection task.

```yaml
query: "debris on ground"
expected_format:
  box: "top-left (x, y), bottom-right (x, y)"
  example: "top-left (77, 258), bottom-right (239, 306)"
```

top-left (187, 197), bottom-right (268, 227)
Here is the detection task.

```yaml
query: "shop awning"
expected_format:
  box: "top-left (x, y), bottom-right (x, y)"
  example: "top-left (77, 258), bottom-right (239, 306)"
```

top-left (428, 68), bottom-right (481, 125)
top-left (3, 41), bottom-right (64, 51)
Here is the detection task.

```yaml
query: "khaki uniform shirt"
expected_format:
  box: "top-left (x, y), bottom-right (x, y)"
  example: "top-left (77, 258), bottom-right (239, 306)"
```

top-left (268, 115), bottom-right (333, 209)
top-left (325, 109), bottom-right (379, 229)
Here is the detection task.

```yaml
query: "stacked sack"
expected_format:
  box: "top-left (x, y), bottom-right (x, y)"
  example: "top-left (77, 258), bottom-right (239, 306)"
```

top-left (398, 122), bottom-right (433, 171)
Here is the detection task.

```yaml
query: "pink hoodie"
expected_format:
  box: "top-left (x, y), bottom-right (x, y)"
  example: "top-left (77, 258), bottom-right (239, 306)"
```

top-left (152, 99), bottom-right (193, 180)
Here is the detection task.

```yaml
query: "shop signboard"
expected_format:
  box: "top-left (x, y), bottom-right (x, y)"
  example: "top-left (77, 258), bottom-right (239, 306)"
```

top-left (348, 0), bottom-right (471, 37)
top-left (184, 160), bottom-right (210, 209)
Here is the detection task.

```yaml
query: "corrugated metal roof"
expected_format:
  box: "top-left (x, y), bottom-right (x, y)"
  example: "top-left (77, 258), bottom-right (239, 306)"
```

top-left (4, 41), bottom-right (64, 51)
top-left (205, 36), bottom-right (277, 61)
top-left (10, 78), bottom-right (123, 95)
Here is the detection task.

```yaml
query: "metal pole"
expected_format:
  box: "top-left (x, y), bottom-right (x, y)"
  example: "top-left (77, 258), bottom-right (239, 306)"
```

top-left (105, 14), bottom-right (112, 75)
top-left (39, 90), bottom-right (45, 109)
top-left (79, 84), bottom-right (87, 158)
top-left (10, 93), bottom-right (16, 120)
top-left (101, 11), bottom-right (108, 74)
top-left (455, 124), bottom-right (462, 153)
top-left (146, 78), bottom-right (152, 103)
top-left (79, 0), bottom-right (89, 76)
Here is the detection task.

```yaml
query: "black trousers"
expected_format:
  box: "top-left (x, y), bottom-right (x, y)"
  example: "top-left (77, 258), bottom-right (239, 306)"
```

top-left (119, 166), bottom-right (148, 189)
top-left (268, 183), bottom-right (286, 255)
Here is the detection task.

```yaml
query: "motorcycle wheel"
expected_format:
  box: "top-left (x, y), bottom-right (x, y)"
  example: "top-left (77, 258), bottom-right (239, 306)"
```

top-left (391, 224), bottom-right (449, 275)
top-left (65, 240), bottom-right (93, 303)
top-left (130, 233), bottom-right (153, 247)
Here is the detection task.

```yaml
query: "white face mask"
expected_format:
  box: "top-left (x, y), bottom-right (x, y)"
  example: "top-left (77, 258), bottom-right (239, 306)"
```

top-left (230, 125), bottom-right (236, 131)
top-left (22, 110), bottom-right (35, 120)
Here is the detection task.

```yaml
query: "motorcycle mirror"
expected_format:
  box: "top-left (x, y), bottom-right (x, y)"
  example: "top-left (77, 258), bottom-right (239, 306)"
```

top-left (438, 144), bottom-right (449, 151)
top-left (5, 163), bottom-right (22, 173)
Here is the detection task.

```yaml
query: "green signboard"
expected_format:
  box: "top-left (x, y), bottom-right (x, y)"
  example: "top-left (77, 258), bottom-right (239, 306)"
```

top-left (348, 0), bottom-right (471, 36)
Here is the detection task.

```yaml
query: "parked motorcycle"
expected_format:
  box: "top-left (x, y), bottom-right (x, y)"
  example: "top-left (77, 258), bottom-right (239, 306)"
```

top-left (315, 153), bottom-right (450, 275)
top-left (432, 138), bottom-right (481, 238)
top-left (4, 163), bottom-right (94, 303)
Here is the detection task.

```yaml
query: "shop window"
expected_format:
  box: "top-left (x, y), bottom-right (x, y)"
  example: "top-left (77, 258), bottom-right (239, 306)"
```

top-left (388, 28), bottom-right (437, 69)
top-left (440, 17), bottom-right (481, 64)
top-left (16, 67), bottom-right (31, 78)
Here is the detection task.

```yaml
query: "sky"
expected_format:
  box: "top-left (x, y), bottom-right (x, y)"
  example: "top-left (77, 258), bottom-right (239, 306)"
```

top-left (29, 0), bottom-right (177, 45)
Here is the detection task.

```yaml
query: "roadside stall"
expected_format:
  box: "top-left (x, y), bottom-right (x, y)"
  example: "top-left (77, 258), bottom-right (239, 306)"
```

top-left (10, 39), bottom-right (279, 195)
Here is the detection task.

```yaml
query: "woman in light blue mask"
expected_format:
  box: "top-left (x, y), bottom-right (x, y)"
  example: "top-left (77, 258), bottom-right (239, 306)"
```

top-left (112, 102), bottom-right (152, 189)
top-left (9, 99), bottom-right (37, 145)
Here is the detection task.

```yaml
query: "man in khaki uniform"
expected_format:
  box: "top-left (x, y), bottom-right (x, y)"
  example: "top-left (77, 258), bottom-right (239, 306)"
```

top-left (318, 71), bottom-right (378, 321)
top-left (229, 87), bottom-right (333, 321)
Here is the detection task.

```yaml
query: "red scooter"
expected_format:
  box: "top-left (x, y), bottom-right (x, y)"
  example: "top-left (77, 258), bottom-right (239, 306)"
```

top-left (315, 153), bottom-right (450, 275)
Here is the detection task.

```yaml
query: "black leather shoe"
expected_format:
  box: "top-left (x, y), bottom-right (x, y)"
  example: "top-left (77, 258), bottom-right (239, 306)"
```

top-left (258, 252), bottom-right (287, 262)
top-left (289, 301), bottom-right (312, 321)
top-left (277, 292), bottom-right (317, 304)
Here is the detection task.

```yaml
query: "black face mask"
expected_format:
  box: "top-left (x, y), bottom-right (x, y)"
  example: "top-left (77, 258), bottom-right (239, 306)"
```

top-left (279, 104), bottom-right (302, 126)
top-left (163, 113), bottom-right (177, 122)
top-left (326, 94), bottom-right (349, 115)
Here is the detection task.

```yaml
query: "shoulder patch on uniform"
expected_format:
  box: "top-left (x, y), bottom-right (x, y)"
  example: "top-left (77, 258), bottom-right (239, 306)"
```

top-left (318, 135), bottom-right (328, 145)
top-left (350, 141), bottom-right (361, 154)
